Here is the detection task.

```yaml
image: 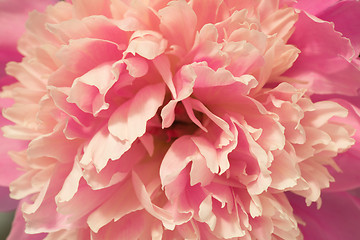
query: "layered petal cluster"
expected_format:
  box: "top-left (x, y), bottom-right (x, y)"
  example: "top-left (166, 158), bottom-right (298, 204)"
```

top-left (0, 0), bottom-right (56, 212)
top-left (1, 0), bottom-right (357, 239)
top-left (0, 1), bottom-right (57, 239)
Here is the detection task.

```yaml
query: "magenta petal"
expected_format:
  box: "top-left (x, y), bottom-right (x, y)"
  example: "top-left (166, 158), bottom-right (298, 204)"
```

top-left (327, 149), bottom-right (360, 192)
top-left (286, 12), bottom-right (360, 96)
top-left (318, 1), bottom-right (360, 56)
top-left (289, 192), bottom-right (360, 240)
top-left (325, 100), bottom-right (360, 192)
top-left (290, 0), bottom-right (338, 15)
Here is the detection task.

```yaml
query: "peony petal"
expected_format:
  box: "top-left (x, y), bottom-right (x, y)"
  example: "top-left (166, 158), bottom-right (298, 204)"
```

top-left (269, 147), bottom-right (300, 190)
top-left (126, 30), bottom-right (168, 60)
top-left (87, 178), bottom-right (142, 233)
top-left (286, 11), bottom-right (360, 96)
top-left (27, 124), bottom-right (82, 162)
top-left (47, 15), bottom-right (129, 45)
top-left (318, 1), bottom-right (360, 56)
top-left (57, 38), bottom-right (123, 75)
top-left (290, 0), bottom-right (338, 16)
top-left (261, 7), bottom-right (298, 41)
top-left (80, 126), bottom-right (131, 172)
top-left (289, 192), bottom-right (360, 240)
top-left (72, 0), bottom-right (112, 18)
top-left (108, 83), bottom-right (165, 142)
top-left (0, 123), bottom-right (25, 186)
top-left (160, 136), bottom-right (197, 187)
top-left (67, 62), bottom-right (117, 116)
top-left (159, 0), bottom-right (197, 50)
top-left (7, 200), bottom-right (47, 240)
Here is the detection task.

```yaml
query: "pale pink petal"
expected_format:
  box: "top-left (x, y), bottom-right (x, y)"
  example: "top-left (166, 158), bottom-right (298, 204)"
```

top-left (160, 136), bottom-right (197, 187)
top-left (5, 59), bottom-right (49, 91)
top-left (80, 126), bottom-right (131, 172)
top-left (0, 124), bottom-right (25, 186)
top-left (91, 211), bottom-right (153, 240)
top-left (44, 228), bottom-right (90, 240)
top-left (56, 181), bottom-right (116, 227)
top-left (82, 140), bottom-right (147, 190)
top-left (27, 125), bottom-right (81, 162)
top-left (48, 86), bottom-right (93, 126)
top-left (261, 7), bottom-right (298, 41)
top-left (67, 62), bottom-right (117, 116)
top-left (153, 55), bottom-right (176, 97)
top-left (269, 147), bottom-right (300, 190)
top-left (159, 0), bottom-right (197, 51)
top-left (108, 83), bottom-right (165, 142)
top-left (0, 0), bottom-right (56, 76)
top-left (57, 38), bottom-right (122, 75)
top-left (87, 178), bottom-right (142, 233)
top-left (190, 0), bottom-right (223, 29)
top-left (47, 15), bottom-right (129, 45)
top-left (56, 160), bottom-right (82, 203)
top-left (20, 165), bottom-right (75, 234)
top-left (160, 64), bottom-right (197, 128)
top-left (126, 30), bottom-right (168, 60)
top-left (72, 0), bottom-right (112, 18)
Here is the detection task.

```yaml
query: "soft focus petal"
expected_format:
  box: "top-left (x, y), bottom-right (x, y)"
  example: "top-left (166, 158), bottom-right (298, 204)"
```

top-left (286, 11), bottom-right (360, 96)
top-left (318, 1), bottom-right (360, 56)
top-left (0, 0), bottom-right (56, 76)
top-left (290, 0), bottom-right (338, 16)
top-left (289, 192), bottom-right (360, 240)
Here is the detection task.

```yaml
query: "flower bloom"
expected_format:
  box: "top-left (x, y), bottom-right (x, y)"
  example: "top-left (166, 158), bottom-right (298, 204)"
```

top-left (1, 0), bottom-right (358, 239)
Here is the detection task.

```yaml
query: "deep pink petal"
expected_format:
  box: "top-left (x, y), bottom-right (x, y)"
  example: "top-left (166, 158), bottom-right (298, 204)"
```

top-left (286, 11), bottom-right (360, 96)
top-left (289, 192), bottom-right (360, 240)
top-left (290, 0), bottom-right (338, 15)
top-left (318, 1), bottom-right (360, 56)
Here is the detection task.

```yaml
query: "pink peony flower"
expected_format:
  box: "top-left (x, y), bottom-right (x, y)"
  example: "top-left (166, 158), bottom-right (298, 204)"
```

top-left (1, 0), bottom-right (359, 239)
